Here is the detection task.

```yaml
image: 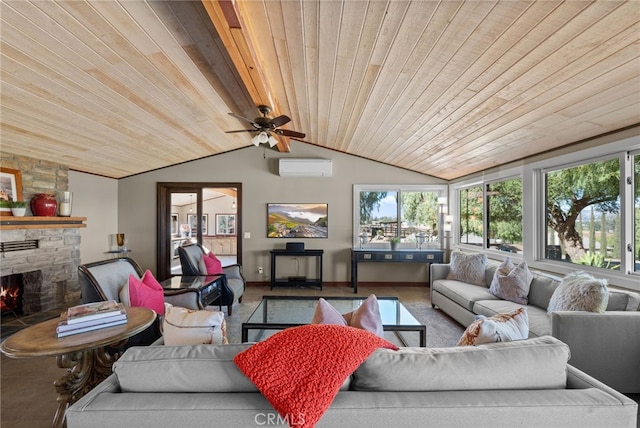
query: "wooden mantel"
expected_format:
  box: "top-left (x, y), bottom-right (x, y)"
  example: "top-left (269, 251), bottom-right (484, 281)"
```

top-left (0, 216), bottom-right (87, 230)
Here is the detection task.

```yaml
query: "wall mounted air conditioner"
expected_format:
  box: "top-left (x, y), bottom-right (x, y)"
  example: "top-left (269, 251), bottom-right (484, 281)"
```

top-left (278, 158), bottom-right (333, 177)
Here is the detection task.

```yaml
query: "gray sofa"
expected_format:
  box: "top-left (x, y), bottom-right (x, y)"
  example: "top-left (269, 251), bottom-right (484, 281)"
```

top-left (430, 259), bottom-right (640, 393)
top-left (66, 336), bottom-right (637, 427)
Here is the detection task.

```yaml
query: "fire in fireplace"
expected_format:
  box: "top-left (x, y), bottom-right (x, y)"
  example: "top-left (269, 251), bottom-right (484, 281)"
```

top-left (1, 274), bottom-right (23, 315)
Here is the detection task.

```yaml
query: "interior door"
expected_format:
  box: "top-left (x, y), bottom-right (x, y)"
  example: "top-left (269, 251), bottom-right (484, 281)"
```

top-left (157, 183), bottom-right (242, 281)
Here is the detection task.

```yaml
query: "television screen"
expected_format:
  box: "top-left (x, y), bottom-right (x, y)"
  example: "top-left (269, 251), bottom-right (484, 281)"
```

top-left (267, 203), bottom-right (328, 238)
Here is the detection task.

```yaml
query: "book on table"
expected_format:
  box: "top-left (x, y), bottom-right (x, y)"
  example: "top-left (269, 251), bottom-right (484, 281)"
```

top-left (56, 317), bottom-right (128, 338)
top-left (65, 300), bottom-right (126, 325)
top-left (57, 311), bottom-right (128, 334)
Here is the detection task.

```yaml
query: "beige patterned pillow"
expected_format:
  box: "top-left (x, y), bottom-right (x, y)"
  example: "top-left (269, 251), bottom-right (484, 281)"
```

top-left (446, 251), bottom-right (487, 286)
top-left (457, 307), bottom-right (529, 346)
top-left (489, 258), bottom-right (533, 304)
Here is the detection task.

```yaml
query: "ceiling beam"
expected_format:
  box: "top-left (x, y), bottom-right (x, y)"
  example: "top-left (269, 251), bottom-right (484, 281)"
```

top-left (200, 0), bottom-right (290, 152)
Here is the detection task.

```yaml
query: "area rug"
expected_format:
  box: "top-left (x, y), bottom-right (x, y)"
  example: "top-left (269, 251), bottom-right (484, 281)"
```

top-left (222, 298), bottom-right (464, 348)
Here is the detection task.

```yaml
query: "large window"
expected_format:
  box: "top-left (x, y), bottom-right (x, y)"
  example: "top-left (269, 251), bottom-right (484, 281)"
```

top-left (544, 157), bottom-right (621, 269)
top-left (487, 178), bottom-right (523, 253)
top-left (354, 185), bottom-right (446, 248)
top-left (459, 185), bottom-right (483, 247)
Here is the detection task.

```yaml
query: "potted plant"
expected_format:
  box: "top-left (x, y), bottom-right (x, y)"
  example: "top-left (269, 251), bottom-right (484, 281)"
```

top-left (389, 237), bottom-right (400, 250)
top-left (9, 200), bottom-right (27, 217)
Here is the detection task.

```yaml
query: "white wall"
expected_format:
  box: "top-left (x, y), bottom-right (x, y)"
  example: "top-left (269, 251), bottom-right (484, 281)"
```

top-left (117, 142), bottom-right (446, 282)
top-left (69, 171), bottom-right (118, 264)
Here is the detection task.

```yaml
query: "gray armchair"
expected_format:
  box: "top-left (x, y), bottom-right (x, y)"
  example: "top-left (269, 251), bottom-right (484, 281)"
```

top-left (177, 243), bottom-right (245, 316)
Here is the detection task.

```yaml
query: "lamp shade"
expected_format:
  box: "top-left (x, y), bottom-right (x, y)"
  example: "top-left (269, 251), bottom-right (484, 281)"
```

top-left (268, 134), bottom-right (278, 147)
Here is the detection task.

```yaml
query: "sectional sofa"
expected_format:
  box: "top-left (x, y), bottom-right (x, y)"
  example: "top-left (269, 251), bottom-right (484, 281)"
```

top-left (430, 256), bottom-right (640, 393)
top-left (66, 336), bottom-right (637, 427)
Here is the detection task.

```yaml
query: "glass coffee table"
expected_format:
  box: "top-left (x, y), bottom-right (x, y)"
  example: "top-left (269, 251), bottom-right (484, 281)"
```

top-left (242, 296), bottom-right (426, 346)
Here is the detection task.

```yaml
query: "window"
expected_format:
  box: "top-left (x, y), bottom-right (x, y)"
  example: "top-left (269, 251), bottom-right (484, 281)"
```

top-left (544, 157), bottom-right (621, 270)
top-left (486, 178), bottom-right (523, 253)
top-left (354, 185), bottom-right (446, 248)
top-left (633, 152), bottom-right (640, 272)
top-left (459, 185), bottom-right (483, 247)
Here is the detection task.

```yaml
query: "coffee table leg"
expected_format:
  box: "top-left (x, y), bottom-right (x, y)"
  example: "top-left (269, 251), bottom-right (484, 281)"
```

top-left (53, 347), bottom-right (121, 428)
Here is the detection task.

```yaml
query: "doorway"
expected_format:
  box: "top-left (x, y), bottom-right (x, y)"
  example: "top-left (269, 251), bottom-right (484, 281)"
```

top-left (156, 182), bottom-right (242, 281)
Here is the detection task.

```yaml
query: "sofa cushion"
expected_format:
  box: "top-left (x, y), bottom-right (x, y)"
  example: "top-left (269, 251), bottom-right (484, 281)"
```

top-left (456, 307), bottom-right (529, 346)
top-left (352, 336), bottom-right (569, 391)
top-left (605, 288), bottom-right (640, 311)
top-left (234, 324), bottom-right (397, 428)
top-left (113, 343), bottom-right (257, 392)
top-left (446, 251), bottom-right (487, 286)
top-left (527, 273), bottom-right (561, 310)
top-left (547, 271), bottom-right (609, 313)
top-left (432, 279), bottom-right (499, 311)
top-left (473, 300), bottom-right (551, 337)
top-left (489, 258), bottom-right (533, 305)
top-left (198, 252), bottom-right (223, 275)
top-left (162, 303), bottom-right (227, 345)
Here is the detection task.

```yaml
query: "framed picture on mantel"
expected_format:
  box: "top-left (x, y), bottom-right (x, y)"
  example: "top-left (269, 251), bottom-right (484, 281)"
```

top-left (0, 167), bottom-right (23, 216)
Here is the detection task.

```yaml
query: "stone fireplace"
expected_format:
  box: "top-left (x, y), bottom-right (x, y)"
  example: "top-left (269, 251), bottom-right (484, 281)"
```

top-left (0, 224), bottom-right (82, 315)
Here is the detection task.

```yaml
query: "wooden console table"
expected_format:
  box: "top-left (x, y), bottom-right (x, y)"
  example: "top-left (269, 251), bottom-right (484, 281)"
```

top-left (270, 249), bottom-right (324, 290)
top-left (351, 249), bottom-right (444, 293)
top-left (0, 306), bottom-right (155, 428)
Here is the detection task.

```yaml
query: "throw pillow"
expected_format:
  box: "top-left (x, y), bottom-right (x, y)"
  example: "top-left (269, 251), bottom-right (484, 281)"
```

top-left (120, 270), bottom-right (165, 316)
top-left (489, 258), bottom-right (534, 304)
top-left (162, 303), bottom-right (227, 345)
top-left (198, 252), bottom-right (223, 275)
top-left (547, 271), bottom-right (609, 313)
top-left (446, 251), bottom-right (487, 286)
top-left (234, 324), bottom-right (398, 428)
top-left (456, 307), bottom-right (529, 346)
top-left (311, 294), bottom-right (384, 337)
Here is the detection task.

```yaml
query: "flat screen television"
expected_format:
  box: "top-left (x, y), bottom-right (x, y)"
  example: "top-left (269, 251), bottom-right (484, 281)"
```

top-left (267, 203), bottom-right (328, 238)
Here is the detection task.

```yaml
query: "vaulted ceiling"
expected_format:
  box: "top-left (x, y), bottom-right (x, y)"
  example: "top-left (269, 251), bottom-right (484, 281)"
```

top-left (1, 1), bottom-right (638, 180)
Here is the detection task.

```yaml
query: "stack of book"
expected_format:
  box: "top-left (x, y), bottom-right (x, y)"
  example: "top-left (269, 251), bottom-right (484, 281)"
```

top-left (57, 300), bottom-right (128, 338)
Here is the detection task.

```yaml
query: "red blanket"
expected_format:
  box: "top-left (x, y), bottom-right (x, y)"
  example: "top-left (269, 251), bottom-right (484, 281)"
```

top-left (234, 324), bottom-right (398, 427)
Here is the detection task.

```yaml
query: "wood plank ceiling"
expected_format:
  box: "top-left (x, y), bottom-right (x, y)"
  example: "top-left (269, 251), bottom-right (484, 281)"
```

top-left (1, 1), bottom-right (638, 180)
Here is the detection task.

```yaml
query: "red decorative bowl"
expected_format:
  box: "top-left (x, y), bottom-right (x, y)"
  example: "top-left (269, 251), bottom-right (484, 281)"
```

top-left (31, 193), bottom-right (58, 216)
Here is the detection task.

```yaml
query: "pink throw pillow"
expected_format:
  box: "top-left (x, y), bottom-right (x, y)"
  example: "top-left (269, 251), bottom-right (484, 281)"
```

top-left (202, 252), bottom-right (223, 275)
top-left (311, 294), bottom-right (384, 338)
top-left (126, 270), bottom-right (165, 316)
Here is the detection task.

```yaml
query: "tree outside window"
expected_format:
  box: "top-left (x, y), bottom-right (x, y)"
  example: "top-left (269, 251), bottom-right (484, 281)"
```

top-left (459, 185), bottom-right (483, 246)
top-left (486, 178), bottom-right (522, 253)
top-left (545, 158), bottom-right (621, 269)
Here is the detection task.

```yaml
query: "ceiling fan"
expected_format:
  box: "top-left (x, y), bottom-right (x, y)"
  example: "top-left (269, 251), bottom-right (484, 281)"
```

top-left (226, 105), bottom-right (306, 147)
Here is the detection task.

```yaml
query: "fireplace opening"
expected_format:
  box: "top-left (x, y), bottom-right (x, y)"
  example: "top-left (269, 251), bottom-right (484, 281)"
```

top-left (1, 274), bottom-right (24, 316)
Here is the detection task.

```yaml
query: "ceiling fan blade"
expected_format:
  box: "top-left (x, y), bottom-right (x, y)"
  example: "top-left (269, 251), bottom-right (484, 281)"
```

top-left (225, 129), bottom-right (255, 133)
top-left (275, 129), bottom-right (306, 138)
top-left (228, 112), bottom-right (259, 128)
top-left (269, 115), bottom-right (291, 128)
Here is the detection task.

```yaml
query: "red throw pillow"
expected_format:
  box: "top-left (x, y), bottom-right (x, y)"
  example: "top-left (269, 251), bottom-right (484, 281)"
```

top-left (127, 270), bottom-right (165, 316)
top-left (202, 252), bottom-right (223, 275)
top-left (234, 324), bottom-right (398, 428)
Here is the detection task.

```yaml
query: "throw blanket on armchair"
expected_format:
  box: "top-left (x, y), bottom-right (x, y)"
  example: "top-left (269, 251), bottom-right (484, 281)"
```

top-left (234, 324), bottom-right (398, 428)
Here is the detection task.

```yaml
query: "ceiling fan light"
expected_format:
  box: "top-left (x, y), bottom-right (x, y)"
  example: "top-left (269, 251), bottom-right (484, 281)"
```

top-left (268, 134), bottom-right (278, 147)
top-left (251, 134), bottom-right (262, 146)
top-left (258, 131), bottom-right (269, 144)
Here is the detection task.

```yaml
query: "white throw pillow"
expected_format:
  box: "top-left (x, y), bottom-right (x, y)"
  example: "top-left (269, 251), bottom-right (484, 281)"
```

top-left (446, 251), bottom-right (487, 286)
top-left (457, 307), bottom-right (529, 346)
top-left (489, 258), bottom-right (534, 305)
top-left (547, 271), bottom-right (609, 313)
top-left (163, 303), bottom-right (227, 345)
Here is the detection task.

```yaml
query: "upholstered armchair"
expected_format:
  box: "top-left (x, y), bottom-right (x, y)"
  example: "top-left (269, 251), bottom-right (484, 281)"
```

top-left (78, 257), bottom-right (203, 347)
top-left (177, 243), bottom-right (245, 316)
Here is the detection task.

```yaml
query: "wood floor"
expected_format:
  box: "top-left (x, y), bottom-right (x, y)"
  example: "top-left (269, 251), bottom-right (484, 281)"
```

top-left (0, 283), bottom-right (431, 428)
